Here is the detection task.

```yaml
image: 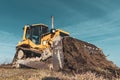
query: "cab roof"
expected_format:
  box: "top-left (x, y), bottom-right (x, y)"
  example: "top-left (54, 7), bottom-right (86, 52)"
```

top-left (31, 23), bottom-right (48, 28)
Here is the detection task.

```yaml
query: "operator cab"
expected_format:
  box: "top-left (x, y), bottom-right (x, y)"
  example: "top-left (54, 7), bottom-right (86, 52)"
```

top-left (25, 24), bottom-right (49, 44)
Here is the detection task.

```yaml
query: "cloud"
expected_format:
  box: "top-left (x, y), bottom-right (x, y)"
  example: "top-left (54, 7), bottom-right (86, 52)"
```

top-left (62, 9), bottom-right (120, 41)
top-left (0, 30), bottom-right (19, 63)
top-left (61, 9), bottom-right (120, 67)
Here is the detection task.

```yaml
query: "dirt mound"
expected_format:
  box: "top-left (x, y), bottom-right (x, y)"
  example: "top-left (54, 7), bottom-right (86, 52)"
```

top-left (62, 37), bottom-right (120, 78)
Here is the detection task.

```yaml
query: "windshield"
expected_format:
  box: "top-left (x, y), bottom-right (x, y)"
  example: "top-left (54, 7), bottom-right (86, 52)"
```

top-left (26, 25), bottom-right (48, 44)
top-left (31, 26), bottom-right (40, 44)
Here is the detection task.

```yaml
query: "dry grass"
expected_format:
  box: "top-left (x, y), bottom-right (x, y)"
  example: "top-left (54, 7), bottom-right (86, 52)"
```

top-left (0, 68), bottom-right (120, 80)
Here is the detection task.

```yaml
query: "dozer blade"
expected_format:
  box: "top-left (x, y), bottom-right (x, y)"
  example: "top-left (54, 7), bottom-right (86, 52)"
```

top-left (52, 36), bottom-right (64, 71)
top-left (13, 59), bottom-right (49, 69)
top-left (20, 61), bottom-right (49, 69)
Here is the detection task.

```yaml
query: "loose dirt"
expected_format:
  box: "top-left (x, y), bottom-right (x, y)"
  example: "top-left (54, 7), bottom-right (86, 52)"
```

top-left (62, 37), bottom-right (120, 78)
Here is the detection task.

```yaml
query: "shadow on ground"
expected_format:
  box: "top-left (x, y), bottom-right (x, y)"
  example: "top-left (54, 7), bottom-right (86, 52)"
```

top-left (42, 77), bottom-right (60, 80)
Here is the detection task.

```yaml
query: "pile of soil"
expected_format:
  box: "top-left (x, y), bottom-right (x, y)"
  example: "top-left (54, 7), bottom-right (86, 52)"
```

top-left (62, 37), bottom-right (120, 78)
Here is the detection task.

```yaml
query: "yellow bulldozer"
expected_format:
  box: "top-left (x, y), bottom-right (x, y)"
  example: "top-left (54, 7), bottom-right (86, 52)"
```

top-left (12, 16), bottom-right (69, 70)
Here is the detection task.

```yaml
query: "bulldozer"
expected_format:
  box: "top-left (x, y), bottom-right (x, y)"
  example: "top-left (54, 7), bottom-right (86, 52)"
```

top-left (12, 16), bottom-right (69, 70)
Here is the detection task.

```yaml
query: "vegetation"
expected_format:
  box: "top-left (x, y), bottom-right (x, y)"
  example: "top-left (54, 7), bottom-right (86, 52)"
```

top-left (0, 68), bottom-right (120, 80)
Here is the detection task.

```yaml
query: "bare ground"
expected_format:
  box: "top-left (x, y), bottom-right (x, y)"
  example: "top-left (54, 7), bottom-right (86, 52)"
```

top-left (0, 68), bottom-right (119, 80)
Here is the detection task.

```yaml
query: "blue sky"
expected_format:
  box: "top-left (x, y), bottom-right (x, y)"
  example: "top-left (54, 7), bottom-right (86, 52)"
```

top-left (0, 0), bottom-right (120, 66)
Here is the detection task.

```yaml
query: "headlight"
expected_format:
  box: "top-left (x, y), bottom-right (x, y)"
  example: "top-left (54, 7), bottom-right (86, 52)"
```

top-left (51, 29), bottom-right (56, 34)
top-left (43, 40), bottom-right (47, 45)
top-left (52, 29), bottom-right (55, 33)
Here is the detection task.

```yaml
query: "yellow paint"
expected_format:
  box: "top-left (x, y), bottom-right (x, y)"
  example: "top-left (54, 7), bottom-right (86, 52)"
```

top-left (22, 25), bottom-right (28, 41)
top-left (17, 24), bottom-right (69, 52)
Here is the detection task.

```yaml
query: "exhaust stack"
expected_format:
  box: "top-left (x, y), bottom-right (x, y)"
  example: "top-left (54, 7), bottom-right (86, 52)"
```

top-left (52, 16), bottom-right (54, 29)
